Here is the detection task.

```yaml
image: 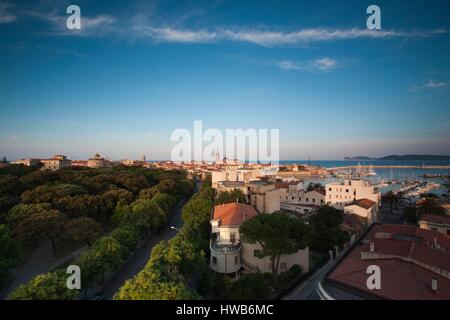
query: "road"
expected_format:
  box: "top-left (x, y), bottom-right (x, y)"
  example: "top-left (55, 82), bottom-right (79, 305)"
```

top-left (101, 198), bottom-right (188, 299)
top-left (284, 261), bottom-right (332, 300)
top-left (0, 240), bottom-right (53, 299)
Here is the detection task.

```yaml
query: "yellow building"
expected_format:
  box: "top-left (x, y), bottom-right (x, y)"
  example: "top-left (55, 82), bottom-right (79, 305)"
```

top-left (40, 155), bottom-right (71, 171)
top-left (87, 153), bottom-right (111, 168)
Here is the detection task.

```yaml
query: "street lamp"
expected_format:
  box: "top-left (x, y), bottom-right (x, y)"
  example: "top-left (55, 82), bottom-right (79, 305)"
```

top-left (170, 226), bottom-right (186, 238)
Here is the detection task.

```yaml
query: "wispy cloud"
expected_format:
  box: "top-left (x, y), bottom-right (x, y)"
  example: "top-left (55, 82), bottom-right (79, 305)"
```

top-left (26, 9), bottom-right (117, 37)
top-left (409, 80), bottom-right (448, 92)
top-left (135, 25), bottom-right (217, 43)
top-left (0, 1), bottom-right (16, 23)
top-left (275, 57), bottom-right (338, 72)
top-left (134, 26), bottom-right (447, 46)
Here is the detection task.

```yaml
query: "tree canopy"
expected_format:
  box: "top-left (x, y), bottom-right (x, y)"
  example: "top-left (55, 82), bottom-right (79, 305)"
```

top-left (240, 212), bottom-right (310, 278)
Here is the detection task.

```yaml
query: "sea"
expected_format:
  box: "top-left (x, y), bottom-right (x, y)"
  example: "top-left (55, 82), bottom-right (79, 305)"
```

top-left (279, 160), bottom-right (450, 195)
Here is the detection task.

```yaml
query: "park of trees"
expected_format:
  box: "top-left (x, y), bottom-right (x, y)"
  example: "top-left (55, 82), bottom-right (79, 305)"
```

top-left (1, 166), bottom-right (354, 300)
top-left (0, 164), bottom-right (195, 298)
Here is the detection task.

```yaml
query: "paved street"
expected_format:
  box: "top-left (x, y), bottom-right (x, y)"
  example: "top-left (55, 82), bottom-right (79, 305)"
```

top-left (284, 261), bottom-right (332, 300)
top-left (101, 198), bottom-right (188, 299)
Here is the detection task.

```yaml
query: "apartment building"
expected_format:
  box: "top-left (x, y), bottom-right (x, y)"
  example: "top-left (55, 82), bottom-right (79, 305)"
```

top-left (276, 181), bottom-right (325, 215)
top-left (248, 180), bottom-right (281, 214)
top-left (325, 179), bottom-right (380, 209)
top-left (209, 202), bottom-right (309, 278)
top-left (211, 167), bottom-right (262, 188)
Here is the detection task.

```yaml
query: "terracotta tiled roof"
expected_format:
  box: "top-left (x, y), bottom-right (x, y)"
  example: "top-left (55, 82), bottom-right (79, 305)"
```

top-left (421, 214), bottom-right (450, 226)
top-left (275, 182), bottom-right (289, 189)
top-left (213, 202), bottom-right (258, 226)
top-left (327, 224), bottom-right (450, 300)
top-left (349, 198), bottom-right (376, 209)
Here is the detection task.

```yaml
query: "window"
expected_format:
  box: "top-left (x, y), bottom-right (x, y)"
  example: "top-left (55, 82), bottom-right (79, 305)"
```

top-left (235, 256), bottom-right (239, 265)
top-left (230, 233), bottom-right (236, 244)
top-left (447, 229), bottom-right (450, 235)
top-left (212, 256), bottom-right (217, 265)
top-left (254, 249), bottom-right (261, 257)
top-left (328, 188), bottom-right (332, 191)
top-left (346, 189), bottom-right (349, 193)
top-left (306, 197), bottom-right (309, 202)
top-left (312, 198), bottom-right (315, 203)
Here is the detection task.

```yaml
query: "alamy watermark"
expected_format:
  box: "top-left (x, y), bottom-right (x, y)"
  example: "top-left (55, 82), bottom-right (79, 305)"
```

top-left (171, 121), bottom-right (279, 164)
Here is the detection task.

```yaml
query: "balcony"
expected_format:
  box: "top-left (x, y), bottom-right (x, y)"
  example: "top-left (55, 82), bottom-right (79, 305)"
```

top-left (210, 240), bottom-right (241, 253)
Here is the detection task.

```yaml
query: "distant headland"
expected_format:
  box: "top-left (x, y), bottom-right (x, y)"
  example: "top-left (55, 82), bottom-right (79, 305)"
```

top-left (344, 155), bottom-right (450, 161)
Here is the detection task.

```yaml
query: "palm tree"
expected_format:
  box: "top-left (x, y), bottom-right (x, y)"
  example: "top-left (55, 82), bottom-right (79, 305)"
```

top-left (416, 197), bottom-right (445, 218)
top-left (403, 206), bottom-right (418, 225)
top-left (382, 191), bottom-right (399, 213)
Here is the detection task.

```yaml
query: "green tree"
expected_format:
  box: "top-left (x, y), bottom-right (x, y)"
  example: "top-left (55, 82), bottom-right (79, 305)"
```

top-left (149, 235), bottom-right (200, 277)
top-left (128, 199), bottom-right (167, 236)
top-left (308, 206), bottom-right (350, 253)
top-left (215, 189), bottom-right (246, 205)
top-left (110, 226), bottom-right (139, 252)
top-left (21, 183), bottom-right (86, 204)
top-left (156, 179), bottom-right (178, 194)
top-left (7, 203), bottom-right (53, 225)
top-left (151, 193), bottom-right (176, 216)
top-left (306, 182), bottom-right (325, 193)
top-left (178, 179), bottom-right (195, 196)
top-left (240, 212), bottom-right (310, 280)
top-left (8, 270), bottom-right (78, 300)
top-left (13, 210), bottom-right (68, 253)
top-left (224, 273), bottom-right (272, 300)
top-left (114, 266), bottom-right (197, 300)
top-left (404, 206), bottom-right (418, 224)
top-left (65, 217), bottom-right (102, 246)
top-left (0, 225), bottom-right (22, 286)
top-left (417, 196), bottom-right (445, 217)
top-left (382, 191), bottom-right (399, 213)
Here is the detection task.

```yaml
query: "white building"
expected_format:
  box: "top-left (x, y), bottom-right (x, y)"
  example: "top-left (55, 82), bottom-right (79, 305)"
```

top-left (343, 198), bottom-right (378, 225)
top-left (325, 179), bottom-right (380, 209)
top-left (211, 167), bottom-right (262, 188)
top-left (10, 158), bottom-right (41, 167)
top-left (277, 181), bottom-right (326, 215)
top-left (209, 202), bottom-right (309, 278)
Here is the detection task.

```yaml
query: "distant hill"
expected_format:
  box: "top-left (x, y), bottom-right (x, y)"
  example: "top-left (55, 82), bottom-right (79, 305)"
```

top-left (379, 155), bottom-right (450, 161)
top-left (344, 155), bottom-right (450, 161)
top-left (344, 156), bottom-right (377, 160)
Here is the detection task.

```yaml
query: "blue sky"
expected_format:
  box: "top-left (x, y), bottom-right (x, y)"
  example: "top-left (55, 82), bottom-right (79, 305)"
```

top-left (0, 0), bottom-right (449, 160)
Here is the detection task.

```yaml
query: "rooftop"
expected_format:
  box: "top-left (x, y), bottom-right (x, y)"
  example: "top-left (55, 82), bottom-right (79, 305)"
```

top-left (326, 224), bottom-right (450, 300)
top-left (212, 202), bottom-right (258, 227)
top-left (346, 198), bottom-right (376, 209)
top-left (421, 214), bottom-right (450, 226)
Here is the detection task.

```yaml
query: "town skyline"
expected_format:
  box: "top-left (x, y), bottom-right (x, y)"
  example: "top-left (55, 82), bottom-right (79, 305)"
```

top-left (1, 0), bottom-right (450, 160)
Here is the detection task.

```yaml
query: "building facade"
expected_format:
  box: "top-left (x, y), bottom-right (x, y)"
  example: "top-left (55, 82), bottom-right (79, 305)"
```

top-left (87, 153), bottom-right (111, 168)
top-left (326, 179), bottom-right (380, 209)
top-left (40, 155), bottom-right (71, 171)
top-left (209, 202), bottom-right (309, 278)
